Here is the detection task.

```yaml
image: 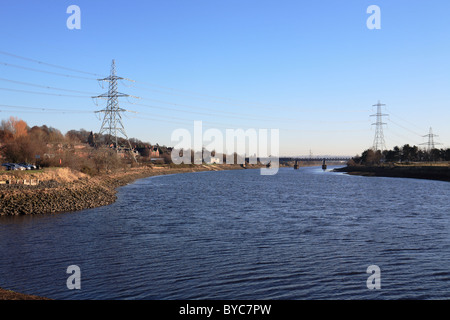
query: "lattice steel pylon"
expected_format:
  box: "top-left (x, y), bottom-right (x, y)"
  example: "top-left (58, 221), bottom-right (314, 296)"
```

top-left (370, 100), bottom-right (389, 152)
top-left (93, 60), bottom-right (137, 162)
top-left (421, 127), bottom-right (441, 152)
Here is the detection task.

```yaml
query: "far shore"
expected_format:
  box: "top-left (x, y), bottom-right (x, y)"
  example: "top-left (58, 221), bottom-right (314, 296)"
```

top-left (334, 164), bottom-right (450, 182)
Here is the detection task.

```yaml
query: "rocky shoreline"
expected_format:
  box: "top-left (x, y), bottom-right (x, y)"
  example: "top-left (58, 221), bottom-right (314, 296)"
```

top-left (334, 165), bottom-right (450, 182)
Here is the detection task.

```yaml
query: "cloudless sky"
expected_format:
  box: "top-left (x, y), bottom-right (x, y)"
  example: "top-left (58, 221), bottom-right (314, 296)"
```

top-left (1, 0), bottom-right (449, 156)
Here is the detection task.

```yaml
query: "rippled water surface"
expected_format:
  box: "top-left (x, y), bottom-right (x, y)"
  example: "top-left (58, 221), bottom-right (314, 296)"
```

top-left (0, 167), bottom-right (449, 299)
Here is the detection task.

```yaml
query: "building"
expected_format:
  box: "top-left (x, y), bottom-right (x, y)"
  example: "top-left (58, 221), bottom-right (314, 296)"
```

top-left (150, 146), bottom-right (160, 158)
top-left (205, 156), bottom-right (221, 164)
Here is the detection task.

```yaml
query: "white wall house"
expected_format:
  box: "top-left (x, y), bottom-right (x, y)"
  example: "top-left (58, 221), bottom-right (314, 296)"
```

top-left (205, 156), bottom-right (221, 164)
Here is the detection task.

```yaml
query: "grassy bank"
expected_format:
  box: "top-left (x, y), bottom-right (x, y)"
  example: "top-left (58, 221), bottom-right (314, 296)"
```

top-left (334, 164), bottom-right (450, 182)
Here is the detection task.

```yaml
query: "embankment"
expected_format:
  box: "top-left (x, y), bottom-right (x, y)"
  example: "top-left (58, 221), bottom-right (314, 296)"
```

top-left (334, 165), bottom-right (450, 182)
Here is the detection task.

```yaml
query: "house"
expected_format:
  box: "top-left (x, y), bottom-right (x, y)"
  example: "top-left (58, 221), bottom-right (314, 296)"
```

top-left (150, 146), bottom-right (160, 158)
top-left (205, 156), bottom-right (221, 164)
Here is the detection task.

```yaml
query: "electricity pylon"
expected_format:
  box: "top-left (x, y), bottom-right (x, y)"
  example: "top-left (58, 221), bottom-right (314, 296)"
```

top-left (93, 60), bottom-right (137, 162)
top-left (421, 127), bottom-right (441, 152)
top-left (370, 100), bottom-right (388, 152)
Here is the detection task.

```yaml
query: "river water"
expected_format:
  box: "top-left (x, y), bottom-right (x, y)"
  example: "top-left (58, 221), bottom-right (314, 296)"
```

top-left (0, 167), bottom-right (449, 300)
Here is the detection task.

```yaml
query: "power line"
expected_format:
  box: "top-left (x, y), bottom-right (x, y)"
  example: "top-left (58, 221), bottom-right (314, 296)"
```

top-left (134, 80), bottom-right (276, 106)
top-left (133, 102), bottom-right (368, 125)
top-left (0, 51), bottom-right (370, 115)
top-left (388, 118), bottom-right (423, 137)
top-left (385, 127), bottom-right (422, 146)
top-left (137, 95), bottom-right (369, 124)
top-left (133, 83), bottom-right (370, 115)
top-left (4, 51), bottom-right (435, 148)
top-left (128, 110), bottom-right (368, 134)
top-left (0, 50), bottom-right (278, 109)
top-left (0, 77), bottom-right (97, 95)
top-left (134, 81), bottom-right (371, 114)
top-left (0, 50), bottom-right (102, 77)
top-left (0, 77), bottom-right (366, 125)
top-left (0, 87), bottom-right (91, 98)
top-left (134, 101), bottom-right (282, 123)
top-left (133, 84), bottom-right (292, 112)
top-left (0, 61), bottom-right (97, 80)
top-left (0, 104), bottom-right (94, 114)
top-left (0, 72), bottom-right (364, 122)
top-left (388, 111), bottom-right (425, 133)
top-left (0, 68), bottom-right (366, 123)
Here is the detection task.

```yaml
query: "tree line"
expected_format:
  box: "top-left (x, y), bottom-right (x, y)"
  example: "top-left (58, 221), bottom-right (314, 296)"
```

top-left (350, 144), bottom-right (450, 165)
top-left (0, 116), bottom-right (171, 174)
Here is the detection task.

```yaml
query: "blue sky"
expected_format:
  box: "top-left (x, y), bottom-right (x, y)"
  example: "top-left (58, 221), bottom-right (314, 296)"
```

top-left (1, 0), bottom-right (449, 156)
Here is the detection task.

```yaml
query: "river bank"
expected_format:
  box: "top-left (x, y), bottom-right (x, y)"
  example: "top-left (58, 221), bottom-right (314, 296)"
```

top-left (334, 164), bottom-right (450, 182)
top-left (0, 163), bottom-right (253, 216)
top-left (0, 287), bottom-right (51, 300)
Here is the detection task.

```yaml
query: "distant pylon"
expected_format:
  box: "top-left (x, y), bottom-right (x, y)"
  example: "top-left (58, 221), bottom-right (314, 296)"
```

top-left (93, 60), bottom-right (137, 162)
top-left (370, 100), bottom-right (389, 152)
top-left (421, 127), bottom-right (441, 151)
